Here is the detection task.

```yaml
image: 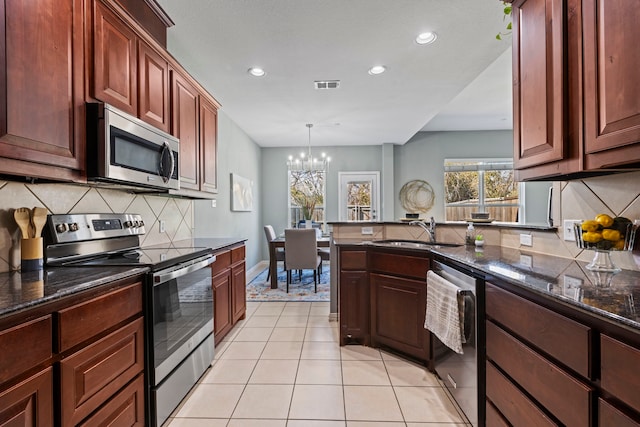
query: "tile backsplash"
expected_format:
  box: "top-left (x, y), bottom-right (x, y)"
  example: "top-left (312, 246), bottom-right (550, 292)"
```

top-left (0, 180), bottom-right (194, 272)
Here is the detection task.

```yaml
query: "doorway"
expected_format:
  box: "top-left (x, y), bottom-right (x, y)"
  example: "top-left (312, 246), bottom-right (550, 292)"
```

top-left (338, 171), bottom-right (380, 221)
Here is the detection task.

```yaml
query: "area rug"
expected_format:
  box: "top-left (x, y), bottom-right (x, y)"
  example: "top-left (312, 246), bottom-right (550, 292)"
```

top-left (246, 263), bottom-right (330, 302)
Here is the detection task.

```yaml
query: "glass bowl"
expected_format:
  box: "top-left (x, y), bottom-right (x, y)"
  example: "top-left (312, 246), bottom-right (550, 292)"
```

top-left (574, 221), bottom-right (638, 273)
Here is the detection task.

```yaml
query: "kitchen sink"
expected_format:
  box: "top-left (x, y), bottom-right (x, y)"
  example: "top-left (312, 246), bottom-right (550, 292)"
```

top-left (368, 239), bottom-right (462, 249)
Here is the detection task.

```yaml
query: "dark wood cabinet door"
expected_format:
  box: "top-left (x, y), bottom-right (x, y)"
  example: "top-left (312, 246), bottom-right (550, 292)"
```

top-left (199, 96), bottom-right (218, 194)
top-left (77, 374), bottom-right (144, 427)
top-left (0, 0), bottom-right (85, 181)
top-left (213, 270), bottom-right (232, 344)
top-left (92, 0), bottom-right (137, 116)
top-left (370, 273), bottom-right (429, 360)
top-left (137, 40), bottom-right (169, 133)
top-left (0, 368), bottom-right (53, 427)
top-left (583, 0), bottom-right (640, 167)
top-left (232, 261), bottom-right (246, 323)
top-left (339, 270), bottom-right (370, 345)
top-left (171, 69), bottom-right (200, 191)
top-left (512, 0), bottom-right (566, 170)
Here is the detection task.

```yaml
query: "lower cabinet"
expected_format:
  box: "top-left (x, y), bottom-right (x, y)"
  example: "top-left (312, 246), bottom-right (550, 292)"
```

top-left (212, 244), bottom-right (246, 344)
top-left (0, 368), bottom-right (53, 427)
top-left (0, 275), bottom-right (145, 427)
top-left (338, 248), bottom-right (369, 345)
top-left (370, 273), bottom-right (430, 361)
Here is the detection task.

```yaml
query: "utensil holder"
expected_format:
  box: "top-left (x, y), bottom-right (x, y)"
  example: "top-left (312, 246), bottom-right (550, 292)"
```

top-left (21, 237), bottom-right (43, 271)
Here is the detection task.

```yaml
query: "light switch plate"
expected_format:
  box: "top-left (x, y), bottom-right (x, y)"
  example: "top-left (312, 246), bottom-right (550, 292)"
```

top-left (361, 227), bottom-right (373, 235)
top-left (520, 254), bottom-right (533, 268)
top-left (563, 219), bottom-right (579, 241)
top-left (520, 233), bottom-right (533, 246)
top-left (211, 199), bottom-right (217, 208)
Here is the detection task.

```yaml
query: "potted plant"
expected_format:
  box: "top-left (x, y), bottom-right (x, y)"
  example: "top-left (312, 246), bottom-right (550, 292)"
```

top-left (475, 234), bottom-right (485, 247)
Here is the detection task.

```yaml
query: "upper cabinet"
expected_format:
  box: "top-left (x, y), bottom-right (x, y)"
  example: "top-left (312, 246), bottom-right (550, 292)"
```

top-left (170, 68), bottom-right (219, 195)
top-left (512, 0), bottom-right (640, 180)
top-left (0, 0), bottom-right (86, 182)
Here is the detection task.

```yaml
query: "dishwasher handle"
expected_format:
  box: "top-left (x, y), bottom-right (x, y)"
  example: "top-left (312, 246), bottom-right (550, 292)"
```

top-left (153, 254), bottom-right (215, 285)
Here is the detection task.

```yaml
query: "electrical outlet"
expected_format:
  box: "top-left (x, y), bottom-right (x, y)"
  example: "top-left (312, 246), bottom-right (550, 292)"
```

top-left (520, 254), bottom-right (533, 268)
top-left (159, 220), bottom-right (166, 233)
top-left (361, 227), bottom-right (373, 235)
top-left (211, 199), bottom-right (217, 208)
top-left (563, 219), bottom-right (579, 241)
top-left (520, 233), bottom-right (533, 246)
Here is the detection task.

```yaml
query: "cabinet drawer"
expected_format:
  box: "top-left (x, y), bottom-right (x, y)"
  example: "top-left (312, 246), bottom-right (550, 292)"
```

top-left (486, 283), bottom-right (592, 378)
top-left (369, 251), bottom-right (429, 280)
top-left (599, 398), bottom-right (640, 427)
top-left (212, 249), bottom-right (231, 274)
top-left (486, 320), bottom-right (593, 427)
top-left (60, 318), bottom-right (144, 426)
top-left (231, 245), bottom-right (245, 264)
top-left (78, 374), bottom-right (145, 427)
top-left (486, 361), bottom-right (557, 426)
top-left (340, 250), bottom-right (367, 270)
top-left (0, 316), bottom-right (52, 385)
top-left (601, 334), bottom-right (640, 413)
top-left (57, 281), bottom-right (142, 352)
top-left (0, 367), bottom-right (53, 427)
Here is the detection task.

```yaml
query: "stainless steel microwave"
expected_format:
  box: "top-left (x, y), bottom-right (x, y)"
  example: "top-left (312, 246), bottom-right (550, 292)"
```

top-left (87, 103), bottom-right (179, 190)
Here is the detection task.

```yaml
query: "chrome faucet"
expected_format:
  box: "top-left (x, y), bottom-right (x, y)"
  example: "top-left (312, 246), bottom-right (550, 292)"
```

top-left (409, 216), bottom-right (436, 243)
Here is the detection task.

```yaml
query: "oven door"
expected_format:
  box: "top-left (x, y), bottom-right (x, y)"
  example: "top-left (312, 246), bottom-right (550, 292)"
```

top-left (148, 254), bottom-right (215, 426)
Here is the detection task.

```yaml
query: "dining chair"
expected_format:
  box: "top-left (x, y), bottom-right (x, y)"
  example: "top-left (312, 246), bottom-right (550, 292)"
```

top-left (318, 247), bottom-right (330, 274)
top-left (264, 225), bottom-right (285, 281)
top-left (284, 228), bottom-right (321, 293)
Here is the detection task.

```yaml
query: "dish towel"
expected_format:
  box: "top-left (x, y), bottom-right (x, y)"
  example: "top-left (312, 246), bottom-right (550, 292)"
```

top-left (424, 270), bottom-right (465, 354)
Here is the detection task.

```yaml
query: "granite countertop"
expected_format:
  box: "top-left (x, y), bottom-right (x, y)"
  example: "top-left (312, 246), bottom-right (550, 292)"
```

top-left (171, 237), bottom-right (248, 252)
top-left (430, 245), bottom-right (640, 331)
top-left (0, 266), bottom-right (149, 319)
top-left (328, 221), bottom-right (557, 231)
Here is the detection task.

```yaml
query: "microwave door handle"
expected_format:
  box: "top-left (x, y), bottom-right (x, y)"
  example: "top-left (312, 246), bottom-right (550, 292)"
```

top-left (159, 142), bottom-right (174, 183)
top-left (153, 255), bottom-right (216, 285)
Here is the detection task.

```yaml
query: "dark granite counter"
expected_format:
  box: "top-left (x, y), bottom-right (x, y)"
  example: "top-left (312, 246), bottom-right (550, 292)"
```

top-left (0, 266), bottom-right (148, 319)
top-left (430, 245), bottom-right (640, 330)
top-left (171, 237), bottom-right (247, 252)
top-left (329, 221), bottom-right (557, 231)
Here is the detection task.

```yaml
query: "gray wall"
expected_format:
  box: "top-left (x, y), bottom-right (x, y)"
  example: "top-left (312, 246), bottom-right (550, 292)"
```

top-left (194, 110), bottom-right (263, 268)
top-left (394, 130), bottom-right (514, 220)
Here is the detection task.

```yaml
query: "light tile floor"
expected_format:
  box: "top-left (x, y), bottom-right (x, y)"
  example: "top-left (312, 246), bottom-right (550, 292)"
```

top-left (165, 301), bottom-right (470, 426)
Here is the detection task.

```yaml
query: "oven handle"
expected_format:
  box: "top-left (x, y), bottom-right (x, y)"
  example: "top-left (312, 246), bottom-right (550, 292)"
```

top-left (153, 254), bottom-right (216, 285)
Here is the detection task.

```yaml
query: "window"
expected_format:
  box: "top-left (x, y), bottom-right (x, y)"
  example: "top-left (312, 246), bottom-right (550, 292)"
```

top-left (288, 169), bottom-right (326, 229)
top-left (444, 159), bottom-right (520, 222)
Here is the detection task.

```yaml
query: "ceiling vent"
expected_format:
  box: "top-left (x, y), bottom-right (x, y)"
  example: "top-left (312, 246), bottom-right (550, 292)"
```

top-left (314, 80), bottom-right (340, 90)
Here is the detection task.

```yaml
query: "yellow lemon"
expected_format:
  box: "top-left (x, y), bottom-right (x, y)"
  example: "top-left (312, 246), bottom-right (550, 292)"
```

top-left (613, 239), bottom-right (626, 250)
top-left (581, 220), bottom-right (599, 232)
top-left (582, 231), bottom-right (603, 243)
top-left (595, 214), bottom-right (614, 228)
top-left (602, 229), bottom-right (621, 241)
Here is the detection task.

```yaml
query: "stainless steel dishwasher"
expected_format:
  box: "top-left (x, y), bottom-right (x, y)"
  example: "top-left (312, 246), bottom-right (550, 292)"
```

top-left (430, 260), bottom-right (484, 427)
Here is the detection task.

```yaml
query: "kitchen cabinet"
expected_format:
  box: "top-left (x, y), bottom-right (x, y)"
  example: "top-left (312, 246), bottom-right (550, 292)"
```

top-left (338, 248), bottom-right (369, 346)
top-left (0, 274), bottom-right (145, 426)
top-left (0, 0), bottom-right (85, 182)
top-left (600, 334), bottom-right (640, 424)
top-left (212, 244), bottom-right (246, 344)
top-left (170, 68), bottom-right (219, 195)
top-left (137, 40), bottom-right (170, 133)
top-left (511, 0), bottom-right (640, 180)
top-left (369, 250), bottom-right (430, 362)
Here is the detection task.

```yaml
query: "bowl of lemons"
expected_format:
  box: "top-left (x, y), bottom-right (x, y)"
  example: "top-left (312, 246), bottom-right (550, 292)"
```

top-left (574, 215), bottom-right (638, 272)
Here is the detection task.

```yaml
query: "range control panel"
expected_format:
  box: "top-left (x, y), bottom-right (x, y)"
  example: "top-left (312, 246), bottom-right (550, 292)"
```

top-left (45, 213), bottom-right (146, 244)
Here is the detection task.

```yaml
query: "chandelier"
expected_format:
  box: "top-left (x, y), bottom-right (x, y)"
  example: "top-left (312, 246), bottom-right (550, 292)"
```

top-left (287, 124), bottom-right (331, 171)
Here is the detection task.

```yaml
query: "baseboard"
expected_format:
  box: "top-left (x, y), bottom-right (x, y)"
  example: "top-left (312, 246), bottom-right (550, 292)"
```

top-left (246, 260), bottom-right (269, 282)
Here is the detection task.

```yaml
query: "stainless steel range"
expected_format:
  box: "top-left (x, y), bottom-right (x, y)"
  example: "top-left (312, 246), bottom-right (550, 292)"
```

top-left (44, 213), bottom-right (216, 427)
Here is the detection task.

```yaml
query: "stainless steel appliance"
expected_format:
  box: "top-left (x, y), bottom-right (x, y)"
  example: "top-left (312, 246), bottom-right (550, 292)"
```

top-left (44, 213), bottom-right (215, 427)
top-left (86, 103), bottom-right (180, 190)
top-left (431, 260), bottom-right (484, 427)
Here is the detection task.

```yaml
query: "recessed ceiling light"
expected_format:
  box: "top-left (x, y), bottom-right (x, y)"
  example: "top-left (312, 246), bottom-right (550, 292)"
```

top-left (248, 67), bottom-right (266, 77)
top-left (415, 31), bottom-right (437, 45)
top-left (368, 65), bottom-right (386, 75)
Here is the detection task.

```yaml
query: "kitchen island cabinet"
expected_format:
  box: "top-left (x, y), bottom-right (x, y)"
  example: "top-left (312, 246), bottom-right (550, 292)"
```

top-left (511, 0), bottom-right (640, 180)
top-left (339, 248), bottom-right (369, 346)
top-left (0, 0), bottom-right (86, 183)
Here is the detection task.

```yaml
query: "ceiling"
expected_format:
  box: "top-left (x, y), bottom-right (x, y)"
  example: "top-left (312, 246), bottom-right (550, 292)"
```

top-left (156, 0), bottom-right (513, 148)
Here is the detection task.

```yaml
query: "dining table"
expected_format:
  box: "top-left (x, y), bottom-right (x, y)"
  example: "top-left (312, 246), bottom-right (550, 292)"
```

top-left (268, 236), bottom-right (331, 288)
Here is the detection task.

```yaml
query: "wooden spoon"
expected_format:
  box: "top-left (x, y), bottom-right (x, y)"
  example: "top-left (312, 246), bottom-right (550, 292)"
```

top-left (31, 207), bottom-right (48, 238)
top-left (14, 207), bottom-right (31, 239)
